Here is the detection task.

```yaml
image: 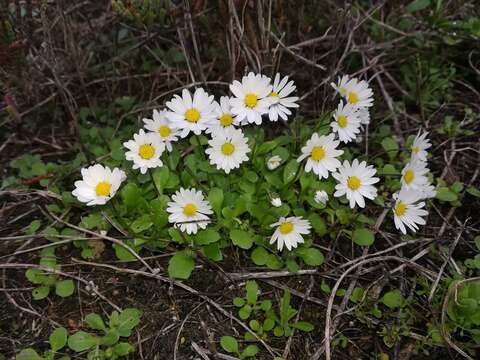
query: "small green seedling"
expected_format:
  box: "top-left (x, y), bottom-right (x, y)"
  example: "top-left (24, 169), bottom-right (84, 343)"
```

top-left (25, 247), bottom-right (75, 300)
top-left (67, 308), bottom-right (142, 359)
top-left (220, 336), bottom-right (259, 359)
top-left (16, 327), bottom-right (70, 360)
top-left (233, 280), bottom-right (272, 321)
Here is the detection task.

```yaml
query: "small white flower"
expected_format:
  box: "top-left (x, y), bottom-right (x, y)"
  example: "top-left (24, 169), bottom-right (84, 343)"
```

top-left (401, 159), bottom-right (430, 190)
top-left (332, 159), bottom-right (379, 208)
top-left (72, 164), bottom-right (126, 206)
top-left (314, 190), bottom-right (329, 205)
top-left (205, 127), bottom-right (250, 174)
top-left (123, 129), bottom-right (165, 174)
top-left (393, 187), bottom-right (428, 234)
top-left (297, 133), bottom-right (343, 179)
top-left (143, 109), bottom-right (181, 152)
top-left (410, 130), bottom-right (431, 162)
top-left (165, 88), bottom-right (217, 138)
top-left (330, 101), bottom-right (361, 143)
top-left (267, 155), bottom-right (282, 170)
top-left (229, 72), bottom-right (272, 125)
top-left (356, 107), bottom-right (370, 125)
top-left (267, 73), bottom-right (299, 122)
top-left (343, 78), bottom-right (374, 108)
top-left (166, 188), bottom-right (213, 234)
top-left (205, 96), bottom-right (239, 134)
top-left (271, 197), bottom-right (282, 207)
top-left (331, 74), bottom-right (352, 97)
top-left (270, 216), bottom-right (311, 251)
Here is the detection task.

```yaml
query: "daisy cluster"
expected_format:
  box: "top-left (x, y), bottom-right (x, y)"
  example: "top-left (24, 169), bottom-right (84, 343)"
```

top-left (72, 71), bottom-right (436, 255)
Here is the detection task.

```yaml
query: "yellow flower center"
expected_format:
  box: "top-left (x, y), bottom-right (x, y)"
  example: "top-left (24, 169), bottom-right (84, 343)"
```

top-left (244, 93), bottom-right (258, 108)
top-left (394, 201), bottom-right (407, 217)
top-left (279, 222), bottom-right (294, 235)
top-left (185, 108), bottom-right (200, 123)
top-left (347, 176), bottom-right (361, 190)
top-left (221, 142), bottom-right (235, 156)
top-left (412, 146), bottom-right (420, 155)
top-left (158, 125), bottom-right (171, 138)
top-left (310, 146), bottom-right (326, 161)
top-left (95, 182), bottom-right (111, 197)
top-left (183, 203), bottom-right (197, 217)
top-left (403, 169), bottom-right (415, 184)
top-left (270, 91), bottom-right (279, 97)
top-left (138, 144), bottom-right (155, 159)
top-left (337, 115), bottom-right (348, 128)
top-left (219, 114), bottom-right (234, 127)
top-left (347, 92), bottom-right (359, 104)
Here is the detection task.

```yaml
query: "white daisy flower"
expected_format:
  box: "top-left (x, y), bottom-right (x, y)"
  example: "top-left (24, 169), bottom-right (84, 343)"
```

top-left (343, 78), bottom-right (374, 108)
top-left (229, 72), bottom-right (272, 125)
top-left (270, 216), bottom-right (311, 251)
top-left (410, 130), bottom-right (431, 162)
top-left (330, 101), bottom-right (361, 143)
top-left (314, 190), bottom-right (329, 205)
top-left (267, 155), bottom-right (282, 170)
top-left (166, 188), bottom-right (213, 235)
top-left (165, 88), bottom-right (216, 138)
top-left (271, 197), bottom-right (282, 207)
top-left (393, 187), bottom-right (428, 234)
top-left (72, 164), bottom-right (126, 206)
top-left (267, 73), bottom-right (299, 122)
top-left (331, 74), bottom-right (352, 97)
top-left (400, 159), bottom-right (430, 190)
top-left (204, 96), bottom-right (239, 134)
top-left (297, 133), bottom-right (343, 179)
top-left (123, 129), bottom-right (165, 174)
top-left (205, 127), bottom-right (250, 174)
top-left (332, 159), bottom-right (380, 208)
top-left (143, 109), bottom-right (181, 152)
top-left (356, 107), bottom-right (370, 125)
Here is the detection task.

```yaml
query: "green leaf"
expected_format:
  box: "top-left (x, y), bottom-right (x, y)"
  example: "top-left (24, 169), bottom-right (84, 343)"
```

top-left (292, 321), bottom-right (314, 332)
top-left (121, 183), bottom-right (143, 209)
top-left (265, 254), bottom-right (283, 270)
top-left (32, 286), bottom-right (50, 300)
top-left (85, 313), bottom-right (106, 331)
top-left (130, 214), bottom-right (153, 233)
top-left (251, 247), bottom-right (269, 265)
top-left (26, 269), bottom-right (45, 285)
top-left (116, 308), bottom-right (142, 337)
top-left (100, 329), bottom-right (119, 346)
top-left (241, 344), bottom-right (259, 358)
top-left (113, 342), bottom-right (134, 356)
top-left (245, 280), bottom-right (258, 305)
top-left (239, 305), bottom-right (252, 320)
top-left (168, 251), bottom-right (195, 280)
top-left (49, 327), bottom-right (68, 352)
top-left (208, 188), bottom-right (224, 216)
top-left (263, 318), bottom-right (275, 331)
top-left (15, 349), bottom-right (43, 360)
top-left (350, 287), bottom-right (365, 304)
top-left (352, 228), bottom-right (375, 246)
top-left (220, 336), bottom-right (238, 354)
top-left (381, 290), bottom-right (404, 309)
top-left (249, 319), bottom-right (260, 331)
top-left (202, 243), bottom-right (223, 261)
top-left (233, 297), bottom-right (245, 307)
top-left (381, 137), bottom-right (399, 159)
top-left (283, 159), bottom-right (299, 184)
top-left (467, 187), bottom-right (480, 198)
top-left (195, 229), bottom-right (220, 245)
top-left (436, 187), bottom-right (458, 202)
top-left (151, 166), bottom-right (170, 193)
top-left (55, 280), bottom-right (74, 298)
top-left (308, 213), bottom-right (327, 236)
top-left (230, 229), bottom-right (254, 250)
top-left (26, 220), bottom-right (41, 235)
top-left (296, 247), bottom-right (324, 266)
top-left (406, 0), bottom-right (430, 13)
top-left (68, 331), bottom-right (97, 352)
